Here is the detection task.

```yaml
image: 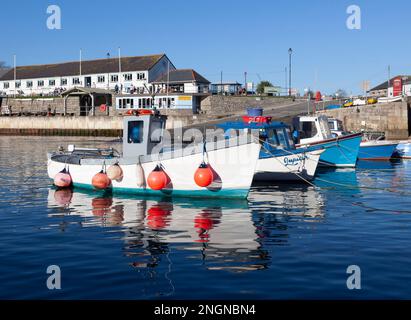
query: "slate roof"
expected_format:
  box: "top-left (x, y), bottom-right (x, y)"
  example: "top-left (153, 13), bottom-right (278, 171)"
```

top-left (368, 75), bottom-right (411, 91)
top-left (0, 54), bottom-right (165, 81)
top-left (152, 69), bottom-right (210, 84)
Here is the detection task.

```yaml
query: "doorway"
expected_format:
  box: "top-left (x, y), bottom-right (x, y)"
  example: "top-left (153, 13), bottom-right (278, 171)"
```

top-left (84, 77), bottom-right (91, 87)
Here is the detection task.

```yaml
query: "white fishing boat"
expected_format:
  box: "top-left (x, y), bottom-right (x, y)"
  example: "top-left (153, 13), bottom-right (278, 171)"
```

top-left (395, 141), bottom-right (411, 159)
top-left (47, 111), bottom-right (261, 199)
top-left (377, 96), bottom-right (403, 103)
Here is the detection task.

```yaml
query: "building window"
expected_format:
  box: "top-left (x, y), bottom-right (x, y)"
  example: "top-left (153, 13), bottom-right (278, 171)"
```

top-left (3, 82), bottom-right (9, 89)
top-left (123, 73), bottom-right (132, 81)
top-left (15, 81), bottom-right (21, 88)
top-left (60, 78), bottom-right (67, 86)
top-left (111, 75), bottom-right (118, 82)
top-left (97, 75), bottom-right (105, 83)
top-left (49, 80), bottom-right (56, 86)
top-left (136, 72), bottom-right (145, 80)
top-left (72, 78), bottom-right (80, 85)
top-left (38, 80), bottom-right (44, 87)
top-left (26, 81), bottom-right (33, 88)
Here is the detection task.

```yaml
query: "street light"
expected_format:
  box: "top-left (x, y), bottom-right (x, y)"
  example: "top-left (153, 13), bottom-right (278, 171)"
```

top-left (288, 48), bottom-right (293, 96)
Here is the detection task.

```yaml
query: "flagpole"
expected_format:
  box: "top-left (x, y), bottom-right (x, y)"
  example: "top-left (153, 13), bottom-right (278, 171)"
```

top-left (13, 54), bottom-right (16, 98)
top-left (118, 47), bottom-right (122, 93)
top-left (79, 48), bottom-right (82, 86)
top-left (167, 60), bottom-right (170, 108)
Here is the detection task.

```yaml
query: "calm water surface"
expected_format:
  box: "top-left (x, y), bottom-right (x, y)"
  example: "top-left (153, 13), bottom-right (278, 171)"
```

top-left (0, 136), bottom-right (411, 299)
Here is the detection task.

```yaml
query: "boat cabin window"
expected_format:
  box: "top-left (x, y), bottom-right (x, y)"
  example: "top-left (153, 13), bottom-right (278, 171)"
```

top-left (318, 118), bottom-right (333, 138)
top-left (301, 121), bottom-right (318, 139)
top-left (285, 127), bottom-right (294, 148)
top-left (150, 121), bottom-right (163, 143)
top-left (128, 121), bottom-right (144, 144)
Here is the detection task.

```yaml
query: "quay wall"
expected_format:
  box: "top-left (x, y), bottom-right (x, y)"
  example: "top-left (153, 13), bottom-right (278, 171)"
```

top-left (200, 96), bottom-right (292, 115)
top-left (0, 113), bottom-right (211, 136)
top-left (320, 101), bottom-right (411, 140)
top-left (0, 95), bottom-right (296, 136)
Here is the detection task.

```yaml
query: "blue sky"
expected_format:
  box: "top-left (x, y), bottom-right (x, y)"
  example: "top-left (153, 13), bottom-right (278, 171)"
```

top-left (1, 0), bottom-right (410, 94)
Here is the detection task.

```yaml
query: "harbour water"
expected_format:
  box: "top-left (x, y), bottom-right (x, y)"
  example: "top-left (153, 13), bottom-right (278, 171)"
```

top-left (1, 136), bottom-right (411, 299)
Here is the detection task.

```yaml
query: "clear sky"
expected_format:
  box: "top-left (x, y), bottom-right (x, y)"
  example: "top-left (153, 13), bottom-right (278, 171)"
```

top-left (1, 0), bottom-right (410, 95)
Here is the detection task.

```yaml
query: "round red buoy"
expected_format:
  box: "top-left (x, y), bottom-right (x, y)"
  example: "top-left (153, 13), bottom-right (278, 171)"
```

top-left (54, 168), bottom-right (72, 188)
top-left (194, 163), bottom-right (214, 187)
top-left (92, 171), bottom-right (112, 190)
top-left (147, 165), bottom-right (169, 190)
top-left (99, 104), bottom-right (107, 113)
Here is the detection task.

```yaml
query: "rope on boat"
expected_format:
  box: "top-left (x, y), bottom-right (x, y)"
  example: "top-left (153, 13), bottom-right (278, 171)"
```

top-left (257, 137), bottom-right (411, 195)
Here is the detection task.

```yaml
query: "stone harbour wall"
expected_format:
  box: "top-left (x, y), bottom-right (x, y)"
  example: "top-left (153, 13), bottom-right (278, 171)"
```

top-left (320, 101), bottom-right (410, 140)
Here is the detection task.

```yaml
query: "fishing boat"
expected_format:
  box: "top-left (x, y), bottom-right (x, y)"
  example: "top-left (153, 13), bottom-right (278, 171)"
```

top-left (217, 115), bottom-right (324, 182)
top-left (328, 118), bottom-right (398, 160)
top-left (293, 115), bottom-right (362, 167)
top-left (47, 110), bottom-right (261, 199)
top-left (377, 96), bottom-right (403, 104)
top-left (395, 141), bottom-right (411, 159)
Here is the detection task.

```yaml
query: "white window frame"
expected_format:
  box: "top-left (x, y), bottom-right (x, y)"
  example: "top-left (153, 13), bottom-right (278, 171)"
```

top-left (123, 73), bottom-right (132, 81)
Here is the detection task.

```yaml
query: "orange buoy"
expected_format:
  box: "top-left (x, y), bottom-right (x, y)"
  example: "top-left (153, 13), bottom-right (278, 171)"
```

top-left (54, 168), bottom-right (72, 188)
top-left (91, 197), bottom-right (113, 217)
top-left (147, 165), bottom-right (169, 190)
top-left (194, 162), bottom-right (214, 187)
top-left (92, 171), bottom-right (112, 190)
top-left (107, 163), bottom-right (123, 181)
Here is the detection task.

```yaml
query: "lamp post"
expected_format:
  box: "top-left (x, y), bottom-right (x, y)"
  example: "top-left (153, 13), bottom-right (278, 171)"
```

top-left (288, 48), bottom-right (292, 96)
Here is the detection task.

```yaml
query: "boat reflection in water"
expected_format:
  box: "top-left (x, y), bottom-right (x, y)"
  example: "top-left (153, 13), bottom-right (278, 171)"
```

top-left (48, 189), bottom-right (269, 273)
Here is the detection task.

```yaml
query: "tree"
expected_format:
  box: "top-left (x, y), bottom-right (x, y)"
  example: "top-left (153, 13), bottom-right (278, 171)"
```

top-left (0, 61), bottom-right (10, 69)
top-left (334, 89), bottom-right (348, 98)
top-left (256, 81), bottom-right (273, 94)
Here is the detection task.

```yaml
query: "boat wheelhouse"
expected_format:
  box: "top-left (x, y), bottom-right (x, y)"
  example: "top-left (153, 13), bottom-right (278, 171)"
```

top-left (293, 115), bottom-right (362, 167)
top-left (217, 115), bottom-right (324, 181)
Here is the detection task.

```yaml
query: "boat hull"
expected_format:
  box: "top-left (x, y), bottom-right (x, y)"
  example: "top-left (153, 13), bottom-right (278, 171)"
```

top-left (47, 142), bottom-right (260, 199)
top-left (395, 142), bottom-right (411, 159)
top-left (297, 133), bottom-right (362, 167)
top-left (254, 149), bottom-right (323, 181)
top-left (358, 141), bottom-right (398, 160)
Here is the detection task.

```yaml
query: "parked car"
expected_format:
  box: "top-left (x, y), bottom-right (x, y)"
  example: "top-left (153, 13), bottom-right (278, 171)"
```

top-left (367, 97), bottom-right (378, 104)
top-left (343, 100), bottom-right (353, 107)
top-left (353, 98), bottom-right (366, 106)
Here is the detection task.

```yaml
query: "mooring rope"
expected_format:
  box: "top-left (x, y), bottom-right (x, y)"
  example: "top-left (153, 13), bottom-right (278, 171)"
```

top-left (257, 137), bottom-right (411, 195)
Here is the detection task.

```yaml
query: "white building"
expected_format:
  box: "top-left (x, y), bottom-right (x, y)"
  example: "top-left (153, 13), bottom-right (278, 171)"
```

top-left (0, 54), bottom-right (175, 96)
top-left (116, 69), bottom-right (211, 113)
top-left (368, 75), bottom-right (411, 98)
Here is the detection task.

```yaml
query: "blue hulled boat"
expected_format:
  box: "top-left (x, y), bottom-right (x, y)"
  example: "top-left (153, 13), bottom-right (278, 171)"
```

top-left (328, 118), bottom-right (398, 160)
top-left (293, 115), bottom-right (362, 167)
